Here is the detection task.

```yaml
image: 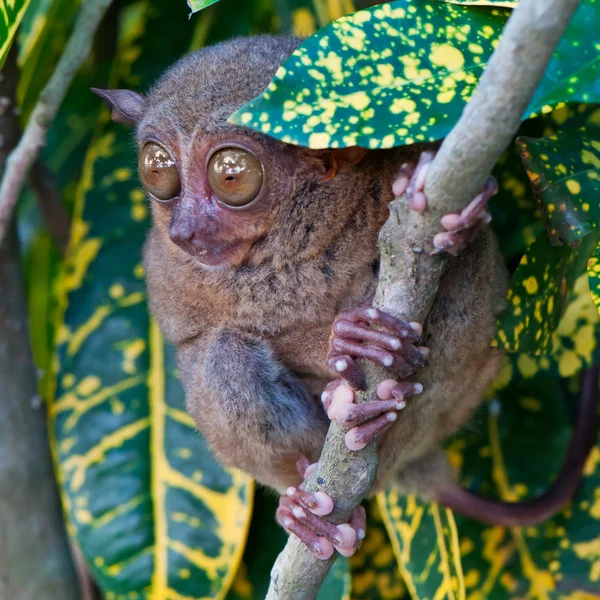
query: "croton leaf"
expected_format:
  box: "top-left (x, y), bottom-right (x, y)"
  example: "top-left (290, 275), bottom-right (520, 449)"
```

top-left (439, 0), bottom-right (516, 5)
top-left (229, 0), bottom-right (600, 149)
top-left (378, 492), bottom-right (465, 600)
top-left (49, 3), bottom-right (254, 598)
top-left (188, 0), bottom-right (220, 14)
top-left (450, 364), bottom-right (600, 598)
top-left (0, 0), bottom-right (33, 69)
top-left (494, 232), bottom-right (598, 355)
top-left (518, 116), bottom-right (600, 246)
top-left (588, 240), bottom-right (600, 315)
top-left (350, 498), bottom-right (409, 600)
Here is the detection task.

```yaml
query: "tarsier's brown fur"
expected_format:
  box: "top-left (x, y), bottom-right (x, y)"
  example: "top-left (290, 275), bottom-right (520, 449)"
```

top-left (126, 35), bottom-right (509, 497)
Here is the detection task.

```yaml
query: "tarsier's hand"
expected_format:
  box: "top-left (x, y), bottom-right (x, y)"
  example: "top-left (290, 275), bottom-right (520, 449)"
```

top-left (276, 457), bottom-right (367, 560)
top-left (393, 151), bottom-right (498, 255)
top-left (327, 306), bottom-right (429, 389)
top-left (322, 379), bottom-right (422, 451)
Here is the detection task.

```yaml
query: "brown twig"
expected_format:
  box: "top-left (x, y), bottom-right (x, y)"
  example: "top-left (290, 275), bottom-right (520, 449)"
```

top-left (0, 0), bottom-right (114, 245)
top-left (266, 0), bottom-right (581, 597)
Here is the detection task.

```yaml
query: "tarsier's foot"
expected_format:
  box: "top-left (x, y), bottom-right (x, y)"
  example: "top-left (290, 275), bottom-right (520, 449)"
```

top-left (322, 379), bottom-right (422, 451)
top-left (327, 306), bottom-right (429, 387)
top-left (276, 457), bottom-right (367, 559)
top-left (393, 151), bottom-right (498, 255)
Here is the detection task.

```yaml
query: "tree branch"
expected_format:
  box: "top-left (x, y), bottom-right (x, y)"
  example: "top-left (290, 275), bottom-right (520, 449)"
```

top-left (266, 0), bottom-right (581, 597)
top-left (0, 0), bottom-right (114, 245)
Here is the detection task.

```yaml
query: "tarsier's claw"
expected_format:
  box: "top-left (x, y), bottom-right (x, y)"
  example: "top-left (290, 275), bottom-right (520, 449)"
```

top-left (327, 380), bottom-right (422, 451)
top-left (328, 306), bottom-right (428, 385)
top-left (277, 467), bottom-right (365, 558)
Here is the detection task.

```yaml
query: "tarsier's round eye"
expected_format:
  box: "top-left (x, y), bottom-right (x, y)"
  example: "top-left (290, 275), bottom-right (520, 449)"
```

top-left (138, 142), bottom-right (180, 201)
top-left (207, 147), bottom-right (263, 207)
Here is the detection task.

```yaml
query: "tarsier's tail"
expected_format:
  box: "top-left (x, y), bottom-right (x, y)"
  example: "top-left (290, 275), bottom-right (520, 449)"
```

top-left (437, 366), bottom-right (599, 527)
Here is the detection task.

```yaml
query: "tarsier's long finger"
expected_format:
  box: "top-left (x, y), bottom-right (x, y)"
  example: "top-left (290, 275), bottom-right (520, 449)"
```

top-left (295, 456), bottom-right (317, 481)
top-left (327, 354), bottom-right (365, 389)
top-left (392, 162), bottom-right (417, 197)
top-left (433, 215), bottom-right (490, 256)
top-left (286, 486), bottom-right (334, 516)
top-left (378, 379), bottom-right (424, 400)
top-left (332, 338), bottom-right (398, 369)
top-left (349, 506), bottom-right (367, 543)
top-left (345, 412), bottom-right (397, 451)
top-left (281, 496), bottom-right (357, 549)
top-left (406, 151), bottom-right (435, 213)
top-left (333, 319), bottom-right (404, 352)
top-left (277, 506), bottom-right (334, 560)
top-left (320, 379), bottom-right (345, 413)
top-left (338, 307), bottom-right (422, 343)
top-left (440, 179), bottom-right (497, 232)
top-left (336, 398), bottom-right (402, 427)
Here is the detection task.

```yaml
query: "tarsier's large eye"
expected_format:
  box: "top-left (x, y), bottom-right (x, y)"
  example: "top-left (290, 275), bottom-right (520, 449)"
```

top-left (207, 147), bottom-right (263, 207)
top-left (138, 142), bottom-right (180, 201)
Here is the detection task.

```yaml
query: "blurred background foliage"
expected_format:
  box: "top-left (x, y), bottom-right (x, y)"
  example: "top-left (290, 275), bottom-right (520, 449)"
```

top-left (2, 0), bottom-right (600, 598)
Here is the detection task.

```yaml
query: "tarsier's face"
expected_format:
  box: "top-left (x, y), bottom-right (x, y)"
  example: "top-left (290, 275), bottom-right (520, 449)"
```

top-left (135, 128), bottom-right (285, 270)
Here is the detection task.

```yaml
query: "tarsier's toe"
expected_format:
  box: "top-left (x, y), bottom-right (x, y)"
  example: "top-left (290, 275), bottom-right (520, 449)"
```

top-left (277, 489), bottom-right (363, 559)
top-left (395, 151), bottom-right (436, 213)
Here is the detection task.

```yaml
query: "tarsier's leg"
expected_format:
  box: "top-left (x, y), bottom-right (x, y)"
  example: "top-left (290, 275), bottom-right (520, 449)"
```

top-left (276, 457), bottom-right (367, 560)
top-left (393, 151), bottom-right (498, 255)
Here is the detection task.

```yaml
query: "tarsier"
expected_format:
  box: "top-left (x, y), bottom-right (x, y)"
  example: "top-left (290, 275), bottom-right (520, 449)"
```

top-left (94, 35), bottom-right (597, 560)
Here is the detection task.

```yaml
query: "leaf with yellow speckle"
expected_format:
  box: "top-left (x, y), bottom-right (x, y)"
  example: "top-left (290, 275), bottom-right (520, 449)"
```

top-left (494, 232), bottom-right (599, 354)
top-left (588, 240), bottom-right (600, 315)
top-left (378, 492), bottom-right (465, 600)
top-left (440, 0), bottom-right (516, 5)
top-left (230, 0), bottom-right (600, 149)
top-left (188, 0), bottom-right (220, 14)
top-left (451, 364), bottom-right (600, 598)
top-left (0, 0), bottom-right (33, 69)
top-left (350, 498), bottom-right (409, 600)
top-left (518, 111), bottom-right (600, 246)
top-left (49, 3), bottom-right (261, 598)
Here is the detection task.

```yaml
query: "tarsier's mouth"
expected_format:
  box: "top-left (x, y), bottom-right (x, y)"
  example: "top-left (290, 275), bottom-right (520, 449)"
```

top-left (192, 239), bottom-right (245, 267)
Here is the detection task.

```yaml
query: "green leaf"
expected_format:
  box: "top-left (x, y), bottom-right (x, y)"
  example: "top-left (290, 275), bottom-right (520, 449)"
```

top-left (49, 3), bottom-right (254, 598)
top-left (188, 0), bottom-right (220, 14)
top-left (0, 0), bottom-right (33, 69)
top-left (230, 0), bottom-right (600, 149)
top-left (350, 499), bottom-right (409, 600)
top-left (378, 493), bottom-right (465, 600)
top-left (451, 365), bottom-right (600, 598)
top-left (439, 0), bottom-right (516, 5)
top-left (494, 233), bottom-right (598, 355)
top-left (588, 239), bottom-right (600, 315)
top-left (518, 110), bottom-right (600, 246)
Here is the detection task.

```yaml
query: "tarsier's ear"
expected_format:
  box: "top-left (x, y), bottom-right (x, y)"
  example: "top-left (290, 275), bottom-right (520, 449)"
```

top-left (305, 146), bottom-right (368, 181)
top-left (91, 88), bottom-right (145, 126)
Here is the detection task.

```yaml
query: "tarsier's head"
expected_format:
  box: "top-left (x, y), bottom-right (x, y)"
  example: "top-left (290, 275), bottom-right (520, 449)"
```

top-left (94, 35), bottom-right (377, 271)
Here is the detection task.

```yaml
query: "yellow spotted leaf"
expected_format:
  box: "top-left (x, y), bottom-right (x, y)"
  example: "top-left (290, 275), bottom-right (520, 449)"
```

top-left (494, 233), bottom-right (599, 355)
top-left (588, 240), bottom-right (600, 316)
top-left (229, 0), bottom-right (599, 149)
